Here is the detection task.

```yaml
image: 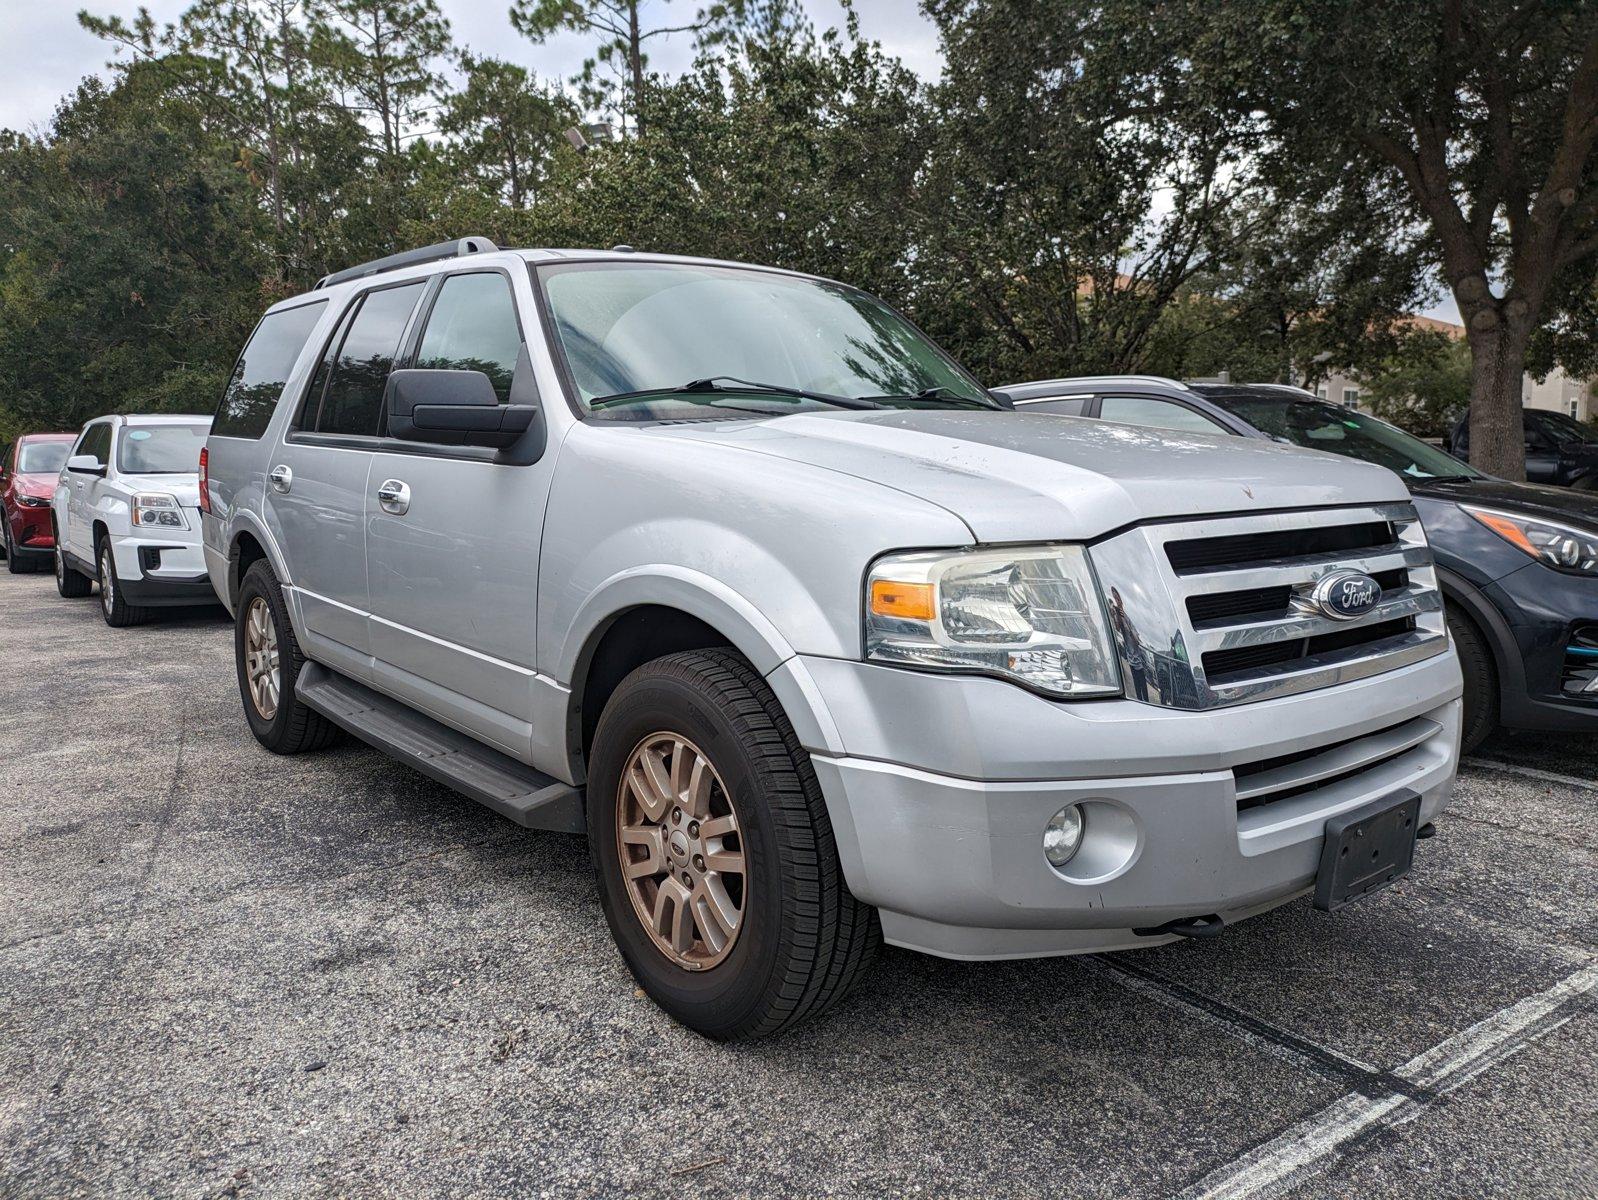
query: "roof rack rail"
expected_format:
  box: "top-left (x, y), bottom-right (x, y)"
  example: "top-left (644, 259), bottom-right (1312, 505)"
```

top-left (313, 237), bottom-right (499, 290)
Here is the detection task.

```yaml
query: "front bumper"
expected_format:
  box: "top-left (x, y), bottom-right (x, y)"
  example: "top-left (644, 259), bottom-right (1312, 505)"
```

top-left (1485, 561), bottom-right (1598, 732)
top-left (6, 504), bottom-right (55, 555)
top-left (778, 650), bottom-right (1462, 959)
top-left (110, 528), bottom-right (217, 608)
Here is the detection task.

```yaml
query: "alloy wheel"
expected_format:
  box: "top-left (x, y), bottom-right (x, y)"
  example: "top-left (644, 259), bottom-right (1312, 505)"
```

top-left (243, 596), bottom-right (281, 720)
top-left (615, 732), bottom-right (747, 971)
top-left (99, 548), bottom-right (114, 616)
top-left (54, 542), bottom-right (63, 587)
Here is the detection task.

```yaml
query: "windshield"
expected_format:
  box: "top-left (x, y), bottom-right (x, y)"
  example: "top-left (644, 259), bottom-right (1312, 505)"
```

top-left (536, 261), bottom-right (994, 418)
top-left (117, 423), bottom-right (210, 474)
top-left (17, 441), bottom-right (70, 475)
top-left (1214, 397), bottom-right (1480, 480)
top-left (1529, 410), bottom-right (1597, 445)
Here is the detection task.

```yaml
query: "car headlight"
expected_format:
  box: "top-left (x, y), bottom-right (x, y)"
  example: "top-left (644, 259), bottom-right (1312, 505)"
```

top-left (1463, 505), bottom-right (1598, 575)
top-left (132, 492), bottom-right (188, 530)
top-left (17, 494), bottom-right (49, 508)
top-left (865, 545), bottom-right (1122, 697)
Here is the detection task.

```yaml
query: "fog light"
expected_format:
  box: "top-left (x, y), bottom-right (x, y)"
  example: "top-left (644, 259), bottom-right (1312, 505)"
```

top-left (1043, 804), bottom-right (1085, 868)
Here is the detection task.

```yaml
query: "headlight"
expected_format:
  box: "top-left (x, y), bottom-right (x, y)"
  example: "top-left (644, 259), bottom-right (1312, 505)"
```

top-left (17, 495), bottom-right (49, 508)
top-left (132, 492), bottom-right (188, 530)
top-left (1463, 505), bottom-right (1598, 575)
top-left (865, 545), bottom-right (1122, 697)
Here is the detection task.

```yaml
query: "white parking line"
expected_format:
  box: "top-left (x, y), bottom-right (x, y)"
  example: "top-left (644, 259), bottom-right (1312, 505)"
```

top-left (1462, 757), bottom-right (1598, 793)
top-left (1176, 961), bottom-right (1598, 1200)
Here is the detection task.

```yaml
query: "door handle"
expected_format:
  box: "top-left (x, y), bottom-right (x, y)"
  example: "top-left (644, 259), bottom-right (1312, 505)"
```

top-left (376, 479), bottom-right (410, 515)
top-left (269, 464), bottom-right (293, 493)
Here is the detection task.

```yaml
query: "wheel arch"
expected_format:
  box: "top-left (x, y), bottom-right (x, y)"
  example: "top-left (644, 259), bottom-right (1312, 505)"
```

top-left (560, 569), bottom-right (807, 780)
top-left (1435, 565), bottom-right (1521, 709)
top-left (224, 512), bottom-right (292, 610)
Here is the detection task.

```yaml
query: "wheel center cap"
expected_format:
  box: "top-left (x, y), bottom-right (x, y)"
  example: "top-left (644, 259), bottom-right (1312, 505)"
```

top-left (668, 830), bottom-right (691, 860)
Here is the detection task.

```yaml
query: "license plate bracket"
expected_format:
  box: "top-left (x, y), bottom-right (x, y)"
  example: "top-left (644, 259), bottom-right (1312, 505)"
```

top-left (1313, 789), bottom-right (1421, 913)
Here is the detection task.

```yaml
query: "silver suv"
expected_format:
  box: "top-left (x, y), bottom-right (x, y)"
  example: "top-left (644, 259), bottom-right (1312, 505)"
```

top-left (202, 240), bottom-right (1463, 1038)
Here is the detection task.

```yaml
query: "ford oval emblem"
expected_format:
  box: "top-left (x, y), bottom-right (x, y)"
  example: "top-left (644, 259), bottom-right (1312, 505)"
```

top-left (1312, 571), bottom-right (1382, 621)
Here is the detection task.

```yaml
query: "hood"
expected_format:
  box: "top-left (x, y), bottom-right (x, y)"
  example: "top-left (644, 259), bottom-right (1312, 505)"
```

top-left (15, 473), bottom-right (59, 498)
top-left (654, 410), bottom-right (1410, 542)
top-left (1411, 475), bottom-right (1598, 528)
top-left (118, 473), bottom-right (202, 508)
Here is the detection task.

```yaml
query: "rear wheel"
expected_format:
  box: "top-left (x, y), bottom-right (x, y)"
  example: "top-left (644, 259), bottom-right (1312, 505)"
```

top-left (97, 536), bottom-right (151, 627)
top-left (54, 528), bottom-right (91, 598)
top-left (1448, 605), bottom-right (1498, 755)
top-left (588, 649), bottom-right (879, 1040)
top-left (235, 559), bottom-right (340, 754)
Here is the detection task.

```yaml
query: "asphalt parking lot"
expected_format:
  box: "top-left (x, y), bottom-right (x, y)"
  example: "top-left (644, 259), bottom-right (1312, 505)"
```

top-left (1, 569), bottom-right (1594, 1199)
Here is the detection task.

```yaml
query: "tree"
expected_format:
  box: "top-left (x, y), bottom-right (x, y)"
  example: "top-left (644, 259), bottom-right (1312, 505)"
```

top-left (1162, 0), bottom-right (1598, 481)
top-left (508, 0), bottom-right (739, 134)
top-left (439, 54), bottom-right (572, 209)
top-left (313, 0), bottom-right (451, 159)
top-left (909, 1), bottom-right (1263, 382)
top-left (1362, 329), bottom-right (1472, 437)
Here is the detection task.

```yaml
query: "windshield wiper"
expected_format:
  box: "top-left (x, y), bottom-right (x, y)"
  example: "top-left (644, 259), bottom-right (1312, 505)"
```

top-left (861, 385), bottom-right (999, 409)
top-left (590, 376), bottom-right (883, 411)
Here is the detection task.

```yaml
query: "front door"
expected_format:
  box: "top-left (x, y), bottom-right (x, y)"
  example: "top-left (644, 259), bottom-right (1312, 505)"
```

top-left (266, 279), bottom-right (428, 678)
top-left (364, 269), bottom-right (557, 756)
top-left (66, 421), bottom-right (113, 560)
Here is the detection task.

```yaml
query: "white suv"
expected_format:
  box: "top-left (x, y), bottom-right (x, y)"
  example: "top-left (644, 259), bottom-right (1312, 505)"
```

top-left (52, 414), bottom-right (218, 625)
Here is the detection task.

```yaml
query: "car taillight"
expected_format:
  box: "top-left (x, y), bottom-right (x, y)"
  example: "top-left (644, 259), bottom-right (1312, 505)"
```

top-left (198, 446), bottom-right (211, 515)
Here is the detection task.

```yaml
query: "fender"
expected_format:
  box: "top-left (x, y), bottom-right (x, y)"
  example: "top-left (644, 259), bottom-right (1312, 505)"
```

top-left (1435, 564), bottom-right (1526, 711)
top-left (224, 507), bottom-right (294, 610)
top-left (558, 565), bottom-right (798, 684)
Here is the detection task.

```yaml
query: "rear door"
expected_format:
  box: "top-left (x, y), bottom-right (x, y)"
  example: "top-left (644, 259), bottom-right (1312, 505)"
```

top-left (363, 267), bottom-right (555, 756)
top-left (266, 279), bottom-right (427, 678)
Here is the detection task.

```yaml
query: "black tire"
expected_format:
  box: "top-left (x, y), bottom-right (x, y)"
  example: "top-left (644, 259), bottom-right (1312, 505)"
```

top-left (96, 534), bottom-right (152, 627)
top-left (588, 648), bottom-right (879, 1040)
top-left (54, 528), bottom-right (92, 598)
top-left (235, 559), bottom-right (340, 754)
top-left (1448, 605), bottom-right (1498, 755)
top-left (3, 523), bottom-right (26, 574)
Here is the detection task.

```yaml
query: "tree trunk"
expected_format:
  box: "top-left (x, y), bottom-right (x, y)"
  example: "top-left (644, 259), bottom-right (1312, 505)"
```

top-left (628, 2), bottom-right (645, 136)
top-left (1465, 318), bottom-right (1531, 481)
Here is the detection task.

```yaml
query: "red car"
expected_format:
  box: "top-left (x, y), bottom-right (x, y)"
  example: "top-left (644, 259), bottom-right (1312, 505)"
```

top-left (1, 432), bottom-right (75, 574)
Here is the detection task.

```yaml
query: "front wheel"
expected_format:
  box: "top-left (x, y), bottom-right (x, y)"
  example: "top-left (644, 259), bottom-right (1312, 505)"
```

top-left (588, 649), bottom-right (879, 1040)
top-left (97, 537), bottom-right (151, 627)
top-left (1448, 606), bottom-right (1498, 755)
top-left (3, 523), bottom-right (25, 574)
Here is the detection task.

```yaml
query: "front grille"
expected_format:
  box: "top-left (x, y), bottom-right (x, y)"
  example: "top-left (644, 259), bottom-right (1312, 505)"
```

top-left (1205, 618), bottom-right (1416, 683)
top-left (1087, 502), bottom-right (1450, 709)
top-left (1561, 626), bottom-right (1598, 698)
top-left (1232, 716), bottom-right (1439, 813)
top-left (1166, 520), bottom-right (1394, 574)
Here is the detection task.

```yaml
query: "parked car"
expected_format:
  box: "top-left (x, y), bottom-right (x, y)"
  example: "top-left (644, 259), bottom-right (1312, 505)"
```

top-left (1445, 406), bottom-right (1598, 490)
top-left (204, 240), bottom-right (1462, 1039)
top-left (51, 414), bottom-right (217, 625)
top-left (996, 377), bottom-right (1598, 752)
top-left (1, 432), bottom-right (75, 573)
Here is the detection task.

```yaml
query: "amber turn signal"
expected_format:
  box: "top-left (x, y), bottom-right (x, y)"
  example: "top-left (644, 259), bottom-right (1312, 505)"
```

top-left (870, 579), bottom-right (935, 621)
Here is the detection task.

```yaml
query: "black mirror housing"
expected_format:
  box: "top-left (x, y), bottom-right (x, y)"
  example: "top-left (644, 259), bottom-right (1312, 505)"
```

top-left (385, 369), bottom-right (537, 450)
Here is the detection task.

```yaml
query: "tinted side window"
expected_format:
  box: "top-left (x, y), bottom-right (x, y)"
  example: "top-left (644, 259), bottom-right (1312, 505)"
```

top-left (1019, 396), bottom-right (1088, 416)
top-left (1099, 395), bottom-right (1226, 435)
top-left (316, 282), bottom-right (426, 435)
top-left (415, 273), bottom-right (522, 403)
top-left (78, 423), bottom-right (112, 465)
top-left (214, 301), bottom-right (328, 439)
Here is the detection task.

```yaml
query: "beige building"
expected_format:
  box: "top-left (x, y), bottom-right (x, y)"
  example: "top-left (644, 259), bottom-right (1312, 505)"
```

top-left (1312, 316), bottom-right (1593, 422)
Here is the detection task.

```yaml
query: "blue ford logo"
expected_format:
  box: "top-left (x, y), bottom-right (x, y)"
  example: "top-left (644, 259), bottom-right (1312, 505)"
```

top-left (1313, 571), bottom-right (1381, 621)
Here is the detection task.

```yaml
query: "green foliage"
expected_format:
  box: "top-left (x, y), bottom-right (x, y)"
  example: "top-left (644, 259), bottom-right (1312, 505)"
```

top-left (1362, 331), bottom-right (1472, 438)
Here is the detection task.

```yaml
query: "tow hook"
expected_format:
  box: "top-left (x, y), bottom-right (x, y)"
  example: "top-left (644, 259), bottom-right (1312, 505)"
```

top-left (1132, 914), bottom-right (1226, 940)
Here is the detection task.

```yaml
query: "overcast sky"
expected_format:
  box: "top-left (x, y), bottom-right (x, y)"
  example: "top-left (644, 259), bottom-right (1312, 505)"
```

top-left (0, 0), bottom-right (1458, 323)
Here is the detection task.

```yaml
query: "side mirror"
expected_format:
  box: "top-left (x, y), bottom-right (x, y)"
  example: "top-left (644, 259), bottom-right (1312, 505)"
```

top-left (66, 454), bottom-right (105, 476)
top-left (384, 369), bottom-right (537, 449)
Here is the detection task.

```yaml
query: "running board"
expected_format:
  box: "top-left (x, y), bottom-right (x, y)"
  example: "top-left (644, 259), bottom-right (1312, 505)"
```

top-left (295, 663), bottom-right (584, 833)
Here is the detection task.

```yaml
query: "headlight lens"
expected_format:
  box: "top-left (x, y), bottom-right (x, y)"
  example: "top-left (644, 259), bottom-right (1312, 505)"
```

top-left (865, 545), bottom-right (1122, 697)
top-left (17, 494), bottom-right (49, 508)
top-left (132, 492), bottom-right (188, 530)
top-left (1463, 505), bottom-right (1598, 575)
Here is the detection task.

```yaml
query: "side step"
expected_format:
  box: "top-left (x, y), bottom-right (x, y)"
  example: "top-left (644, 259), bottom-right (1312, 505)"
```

top-left (295, 663), bottom-right (585, 834)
